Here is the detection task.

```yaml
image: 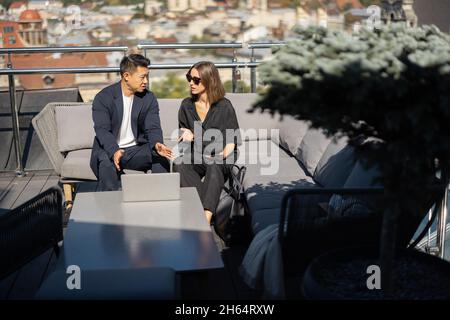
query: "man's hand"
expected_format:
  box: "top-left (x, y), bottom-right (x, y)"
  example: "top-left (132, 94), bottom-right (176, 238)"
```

top-left (179, 128), bottom-right (194, 142)
top-left (155, 142), bottom-right (173, 160)
top-left (113, 149), bottom-right (125, 171)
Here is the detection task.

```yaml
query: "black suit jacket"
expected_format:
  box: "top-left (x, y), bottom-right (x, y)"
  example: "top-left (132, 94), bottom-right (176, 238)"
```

top-left (90, 81), bottom-right (164, 178)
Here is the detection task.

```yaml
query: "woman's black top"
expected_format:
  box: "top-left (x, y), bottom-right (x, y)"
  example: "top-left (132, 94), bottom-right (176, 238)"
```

top-left (178, 97), bottom-right (242, 161)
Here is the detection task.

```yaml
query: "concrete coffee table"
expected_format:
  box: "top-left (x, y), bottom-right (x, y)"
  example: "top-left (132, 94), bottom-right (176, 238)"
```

top-left (60, 187), bottom-right (224, 272)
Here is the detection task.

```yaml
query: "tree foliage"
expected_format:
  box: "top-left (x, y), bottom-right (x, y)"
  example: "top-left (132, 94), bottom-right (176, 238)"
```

top-left (61, 0), bottom-right (83, 7)
top-left (256, 24), bottom-right (450, 193)
top-left (255, 23), bottom-right (450, 295)
top-left (224, 80), bottom-right (251, 93)
top-left (359, 0), bottom-right (381, 7)
top-left (150, 73), bottom-right (189, 99)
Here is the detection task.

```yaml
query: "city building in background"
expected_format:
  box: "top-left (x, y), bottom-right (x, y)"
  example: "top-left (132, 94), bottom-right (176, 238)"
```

top-left (1, 0), bottom-right (449, 96)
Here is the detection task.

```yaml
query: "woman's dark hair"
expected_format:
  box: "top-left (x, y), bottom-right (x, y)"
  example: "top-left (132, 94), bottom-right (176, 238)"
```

top-left (120, 54), bottom-right (150, 77)
top-left (188, 61), bottom-right (225, 104)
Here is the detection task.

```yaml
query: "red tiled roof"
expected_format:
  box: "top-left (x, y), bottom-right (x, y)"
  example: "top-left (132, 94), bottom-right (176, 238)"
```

top-left (11, 52), bottom-right (108, 89)
top-left (154, 37), bottom-right (178, 44)
top-left (9, 1), bottom-right (27, 9)
top-left (335, 0), bottom-right (363, 10)
top-left (19, 9), bottom-right (43, 22)
top-left (302, 0), bottom-right (363, 14)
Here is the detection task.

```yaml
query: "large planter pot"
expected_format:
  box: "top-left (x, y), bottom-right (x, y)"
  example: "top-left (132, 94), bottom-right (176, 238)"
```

top-left (301, 246), bottom-right (450, 300)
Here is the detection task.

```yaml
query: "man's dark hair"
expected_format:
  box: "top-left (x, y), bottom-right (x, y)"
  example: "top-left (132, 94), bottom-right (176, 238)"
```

top-left (120, 54), bottom-right (150, 77)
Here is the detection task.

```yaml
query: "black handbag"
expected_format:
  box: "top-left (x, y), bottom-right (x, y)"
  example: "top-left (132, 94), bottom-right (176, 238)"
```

top-left (213, 164), bottom-right (251, 246)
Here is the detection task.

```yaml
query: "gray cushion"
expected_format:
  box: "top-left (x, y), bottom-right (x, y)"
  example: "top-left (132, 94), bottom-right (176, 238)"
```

top-left (158, 98), bottom-right (180, 140)
top-left (295, 128), bottom-right (332, 176)
top-left (314, 137), bottom-right (356, 188)
top-left (225, 93), bottom-right (259, 111)
top-left (55, 104), bottom-right (95, 152)
top-left (226, 93), bottom-right (281, 141)
top-left (275, 116), bottom-right (309, 156)
top-left (328, 194), bottom-right (375, 220)
top-left (251, 208), bottom-right (280, 234)
top-left (325, 161), bottom-right (383, 213)
top-left (243, 157), bottom-right (305, 184)
top-left (244, 174), bottom-right (317, 212)
top-left (35, 267), bottom-right (177, 300)
top-left (236, 140), bottom-right (291, 166)
top-left (344, 160), bottom-right (381, 188)
top-left (61, 149), bottom-right (97, 180)
top-left (237, 127), bottom-right (275, 141)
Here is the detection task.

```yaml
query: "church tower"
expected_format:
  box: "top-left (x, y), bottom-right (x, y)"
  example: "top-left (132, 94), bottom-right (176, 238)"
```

top-left (402, 0), bottom-right (418, 27)
top-left (380, 0), bottom-right (417, 27)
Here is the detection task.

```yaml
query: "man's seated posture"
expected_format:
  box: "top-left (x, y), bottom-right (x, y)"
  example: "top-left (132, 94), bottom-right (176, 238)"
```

top-left (90, 54), bottom-right (172, 191)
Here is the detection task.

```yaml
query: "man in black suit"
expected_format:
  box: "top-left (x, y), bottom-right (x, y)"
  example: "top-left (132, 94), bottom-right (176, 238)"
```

top-left (90, 54), bottom-right (172, 191)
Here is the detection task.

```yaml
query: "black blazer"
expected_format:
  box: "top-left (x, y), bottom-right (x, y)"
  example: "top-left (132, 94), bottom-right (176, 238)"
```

top-left (90, 81), bottom-right (164, 178)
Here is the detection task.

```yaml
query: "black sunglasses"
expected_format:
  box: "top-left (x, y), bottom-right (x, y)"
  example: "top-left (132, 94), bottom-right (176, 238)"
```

top-left (186, 73), bottom-right (201, 85)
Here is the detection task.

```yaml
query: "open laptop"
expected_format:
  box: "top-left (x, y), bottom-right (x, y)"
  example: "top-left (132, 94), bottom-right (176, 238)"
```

top-left (121, 172), bottom-right (181, 202)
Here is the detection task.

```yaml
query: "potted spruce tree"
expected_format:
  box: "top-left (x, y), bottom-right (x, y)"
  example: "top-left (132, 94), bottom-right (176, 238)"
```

top-left (254, 24), bottom-right (450, 299)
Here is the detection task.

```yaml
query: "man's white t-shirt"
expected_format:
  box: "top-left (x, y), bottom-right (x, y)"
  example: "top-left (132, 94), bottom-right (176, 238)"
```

top-left (117, 94), bottom-right (137, 149)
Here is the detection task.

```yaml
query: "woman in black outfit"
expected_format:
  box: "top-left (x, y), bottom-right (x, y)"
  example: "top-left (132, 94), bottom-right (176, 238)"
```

top-left (173, 61), bottom-right (241, 224)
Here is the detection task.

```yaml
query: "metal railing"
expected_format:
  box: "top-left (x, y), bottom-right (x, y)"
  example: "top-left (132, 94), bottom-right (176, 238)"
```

top-left (0, 46), bottom-right (129, 54)
top-left (137, 43), bottom-right (243, 50)
top-left (0, 62), bottom-right (261, 75)
top-left (248, 42), bottom-right (286, 92)
top-left (138, 42), bottom-right (245, 92)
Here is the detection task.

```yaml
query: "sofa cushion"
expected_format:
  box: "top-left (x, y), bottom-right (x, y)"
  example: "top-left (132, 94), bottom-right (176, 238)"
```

top-left (328, 194), bottom-right (375, 220)
top-left (243, 157), bottom-right (305, 185)
top-left (295, 128), bottom-right (332, 176)
top-left (244, 174), bottom-right (317, 212)
top-left (324, 161), bottom-right (383, 214)
top-left (273, 116), bottom-right (309, 157)
top-left (55, 104), bottom-right (95, 152)
top-left (344, 160), bottom-right (381, 188)
top-left (61, 149), bottom-right (96, 180)
top-left (314, 137), bottom-right (356, 188)
top-left (236, 140), bottom-right (291, 166)
top-left (158, 99), bottom-right (180, 140)
top-left (250, 208), bottom-right (281, 234)
top-left (226, 93), bottom-right (281, 141)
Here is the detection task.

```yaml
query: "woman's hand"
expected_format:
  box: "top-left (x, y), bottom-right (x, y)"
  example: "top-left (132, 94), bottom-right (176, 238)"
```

top-left (205, 144), bottom-right (236, 163)
top-left (221, 143), bottom-right (235, 159)
top-left (179, 128), bottom-right (194, 142)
